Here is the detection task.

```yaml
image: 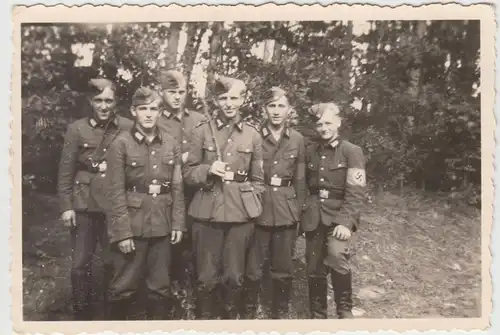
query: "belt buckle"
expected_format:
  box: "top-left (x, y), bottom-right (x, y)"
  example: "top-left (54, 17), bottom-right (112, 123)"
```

top-left (98, 161), bottom-right (107, 172)
top-left (270, 177), bottom-right (282, 186)
top-left (224, 171), bottom-right (235, 181)
top-left (149, 184), bottom-right (161, 194)
top-left (319, 189), bottom-right (329, 199)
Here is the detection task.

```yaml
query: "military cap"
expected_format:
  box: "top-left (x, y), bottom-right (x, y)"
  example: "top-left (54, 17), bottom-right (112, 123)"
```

top-left (262, 86), bottom-right (288, 105)
top-left (159, 70), bottom-right (187, 90)
top-left (131, 87), bottom-right (160, 107)
top-left (308, 102), bottom-right (341, 120)
top-left (87, 77), bottom-right (116, 95)
top-left (213, 75), bottom-right (247, 96)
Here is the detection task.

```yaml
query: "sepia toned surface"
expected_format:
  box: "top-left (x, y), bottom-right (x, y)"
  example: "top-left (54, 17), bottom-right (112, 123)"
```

top-left (11, 3), bottom-right (495, 334)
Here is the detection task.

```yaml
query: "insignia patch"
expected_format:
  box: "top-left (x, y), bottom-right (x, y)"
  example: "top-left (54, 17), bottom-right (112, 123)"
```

top-left (346, 168), bottom-right (366, 187)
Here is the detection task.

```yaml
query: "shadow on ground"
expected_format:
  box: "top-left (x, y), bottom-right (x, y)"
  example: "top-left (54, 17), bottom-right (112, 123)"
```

top-left (21, 189), bottom-right (481, 320)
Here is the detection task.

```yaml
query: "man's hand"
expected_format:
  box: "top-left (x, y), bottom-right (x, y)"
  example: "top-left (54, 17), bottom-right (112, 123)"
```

top-left (171, 230), bottom-right (183, 244)
top-left (182, 152), bottom-right (189, 164)
top-left (209, 160), bottom-right (227, 178)
top-left (118, 238), bottom-right (135, 254)
top-left (332, 225), bottom-right (351, 241)
top-left (61, 210), bottom-right (76, 228)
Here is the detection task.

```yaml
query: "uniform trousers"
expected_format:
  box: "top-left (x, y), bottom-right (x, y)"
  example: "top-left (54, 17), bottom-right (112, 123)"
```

top-left (70, 211), bottom-right (110, 320)
top-left (108, 236), bottom-right (172, 302)
top-left (247, 224), bottom-right (296, 281)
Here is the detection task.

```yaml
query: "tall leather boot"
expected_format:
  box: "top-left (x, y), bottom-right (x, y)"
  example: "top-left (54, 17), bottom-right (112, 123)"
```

top-left (331, 270), bottom-right (354, 319)
top-left (147, 296), bottom-right (173, 320)
top-left (271, 278), bottom-right (292, 319)
top-left (71, 269), bottom-right (93, 320)
top-left (106, 299), bottom-right (129, 320)
top-left (307, 277), bottom-right (328, 319)
top-left (224, 284), bottom-right (243, 319)
top-left (241, 279), bottom-right (260, 319)
top-left (195, 287), bottom-right (215, 320)
top-left (127, 294), bottom-right (148, 320)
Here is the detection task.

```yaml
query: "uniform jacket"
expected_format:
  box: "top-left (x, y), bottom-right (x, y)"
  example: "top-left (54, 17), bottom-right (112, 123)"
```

top-left (157, 108), bottom-right (206, 157)
top-left (258, 123), bottom-right (306, 227)
top-left (105, 126), bottom-right (185, 244)
top-left (183, 115), bottom-right (265, 223)
top-left (301, 138), bottom-right (366, 232)
top-left (57, 115), bottom-right (133, 214)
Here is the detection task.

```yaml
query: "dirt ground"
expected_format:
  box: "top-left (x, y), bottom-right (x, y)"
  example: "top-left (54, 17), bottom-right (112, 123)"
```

top-left (21, 189), bottom-right (482, 320)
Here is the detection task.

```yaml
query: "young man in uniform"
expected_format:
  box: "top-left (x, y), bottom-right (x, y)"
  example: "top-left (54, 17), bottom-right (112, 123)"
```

top-left (105, 87), bottom-right (185, 320)
top-left (246, 87), bottom-right (306, 319)
top-left (302, 103), bottom-right (366, 319)
top-left (183, 75), bottom-right (265, 319)
top-left (57, 78), bottom-right (133, 320)
top-left (157, 70), bottom-right (205, 318)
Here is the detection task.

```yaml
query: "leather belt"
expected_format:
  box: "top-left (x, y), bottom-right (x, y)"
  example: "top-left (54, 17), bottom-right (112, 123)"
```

top-left (265, 176), bottom-right (292, 187)
top-left (77, 160), bottom-right (107, 173)
top-left (309, 188), bottom-right (344, 199)
top-left (223, 171), bottom-right (248, 182)
top-left (127, 183), bottom-right (171, 195)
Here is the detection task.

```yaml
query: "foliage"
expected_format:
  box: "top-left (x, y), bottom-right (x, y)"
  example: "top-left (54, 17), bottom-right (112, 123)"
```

top-left (21, 21), bottom-right (480, 202)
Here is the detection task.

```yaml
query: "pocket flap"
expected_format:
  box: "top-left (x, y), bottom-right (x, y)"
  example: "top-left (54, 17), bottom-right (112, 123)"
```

top-left (283, 148), bottom-right (298, 160)
top-left (126, 155), bottom-right (146, 167)
top-left (203, 143), bottom-right (217, 152)
top-left (237, 146), bottom-right (253, 154)
top-left (75, 170), bottom-right (93, 185)
top-left (239, 183), bottom-right (254, 192)
top-left (126, 192), bottom-right (144, 208)
top-left (162, 155), bottom-right (175, 165)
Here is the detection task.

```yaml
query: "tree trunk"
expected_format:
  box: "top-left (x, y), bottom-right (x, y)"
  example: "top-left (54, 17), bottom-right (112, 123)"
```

top-left (206, 22), bottom-right (223, 91)
top-left (182, 23), bottom-right (208, 82)
top-left (166, 22), bottom-right (182, 69)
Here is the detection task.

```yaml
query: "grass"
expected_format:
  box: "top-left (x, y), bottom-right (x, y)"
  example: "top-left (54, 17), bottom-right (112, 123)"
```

top-left (21, 188), bottom-right (481, 320)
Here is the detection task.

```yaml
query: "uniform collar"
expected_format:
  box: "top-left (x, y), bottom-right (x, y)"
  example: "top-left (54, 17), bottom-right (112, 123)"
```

top-left (321, 136), bottom-right (341, 149)
top-left (162, 108), bottom-right (190, 121)
top-left (215, 116), bottom-right (243, 132)
top-left (131, 125), bottom-right (162, 144)
top-left (261, 122), bottom-right (289, 138)
top-left (88, 115), bottom-right (118, 128)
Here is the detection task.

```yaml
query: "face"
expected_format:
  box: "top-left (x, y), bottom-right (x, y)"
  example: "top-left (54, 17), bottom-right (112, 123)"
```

top-left (88, 87), bottom-right (116, 121)
top-left (216, 89), bottom-right (245, 120)
top-left (161, 88), bottom-right (186, 110)
top-left (315, 112), bottom-right (342, 141)
top-left (131, 100), bottom-right (161, 130)
top-left (264, 96), bottom-right (290, 126)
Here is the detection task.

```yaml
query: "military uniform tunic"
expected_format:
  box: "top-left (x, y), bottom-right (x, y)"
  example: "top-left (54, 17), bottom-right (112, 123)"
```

top-left (302, 138), bottom-right (366, 276)
top-left (183, 115), bottom-right (265, 292)
top-left (157, 109), bottom-right (206, 156)
top-left (105, 127), bottom-right (185, 301)
top-left (247, 123), bottom-right (306, 281)
top-left (57, 114), bottom-right (133, 318)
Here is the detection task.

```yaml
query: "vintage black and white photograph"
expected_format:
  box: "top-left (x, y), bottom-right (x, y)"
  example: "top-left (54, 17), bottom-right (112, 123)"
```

top-left (12, 3), bottom-right (494, 333)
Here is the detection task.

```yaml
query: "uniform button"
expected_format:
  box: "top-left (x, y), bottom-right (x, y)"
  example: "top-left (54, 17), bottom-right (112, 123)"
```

top-left (132, 162), bottom-right (137, 166)
top-left (320, 178), bottom-right (324, 182)
top-left (321, 156), bottom-right (326, 159)
top-left (101, 173), bottom-right (106, 177)
top-left (320, 167), bottom-right (324, 171)
top-left (152, 179), bottom-right (157, 184)
top-left (226, 166), bottom-right (231, 171)
top-left (182, 140), bottom-right (187, 144)
top-left (320, 199), bottom-right (325, 202)
top-left (182, 127), bottom-right (185, 131)
top-left (228, 138), bottom-right (232, 142)
top-left (84, 143), bottom-right (89, 147)
top-left (152, 193), bottom-right (157, 198)
top-left (225, 181), bottom-right (230, 184)
top-left (273, 161), bottom-right (278, 164)
top-left (75, 181), bottom-right (80, 185)
top-left (153, 164), bottom-right (158, 169)
top-left (273, 174), bottom-right (278, 177)
top-left (227, 153), bottom-right (232, 156)
top-left (273, 187), bottom-right (278, 191)
top-left (103, 148), bottom-right (107, 152)
top-left (151, 151), bottom-right (156, 155)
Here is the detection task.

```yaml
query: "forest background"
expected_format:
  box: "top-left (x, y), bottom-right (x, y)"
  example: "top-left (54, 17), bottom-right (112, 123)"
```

top-left (21, 21), bottom-right (482, 320)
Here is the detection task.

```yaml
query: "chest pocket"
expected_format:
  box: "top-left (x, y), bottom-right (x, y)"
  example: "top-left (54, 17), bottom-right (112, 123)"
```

top-left (161, 154), bottom-right (175, 181)
top-left (236, 146), bottom-right (253, 171)
top-left (328, 156), bottom-right (348, 186)
top-left (203, 143), bottom-right (217, 163)
top-left (126, 155), bottom-right (147, 169)
top-left (282, 148), bottom-right (298, 160)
